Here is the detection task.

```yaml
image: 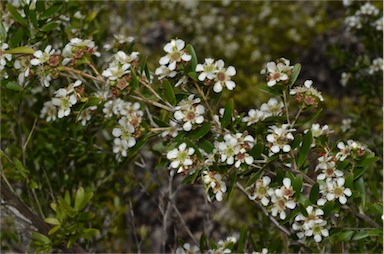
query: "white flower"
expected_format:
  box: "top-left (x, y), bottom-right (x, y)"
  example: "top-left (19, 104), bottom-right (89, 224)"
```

top-left (242, 109), bottom-right (265, 126)
top-left (112, 117), bottom-right (137, 148)
top-left (161, 120), bottom-right (181, 138)
top-left (266, 124), bottom-right (295, 154)
top-left (261, 58), bottom-right (293, 87)
top-left (14, 56), bottom-right (31, 85)
top-left (77, 106), bottom-right (97, 126)
top-left (290, 80), bottom-right (324, 105)
top-left (176, 243), bottom-right (199, 254)
top-left (62, 38), bottom-right (100, 65)
top-left (260, 97), bottom-right (284, 117)
top-left (340, 72), bottom-right (352, 87)
top-left (174, 95), bottom-right (205, 131)
top-left (0, 42), bottom-right (12, 69)
top-left (166, 143), bottom-right (195, 174)
top-left (270, 178), bottom-right (296, 220)
top-left (40, 101), bottom-right (57, 122)
top-left (304, 219), bottom-right (329, 242)
top-left (336, 141), bottom-right (351, 161)
top-left (113, 138), bottom-right (128, 158)
top-left (293, 206), bottom-right (327, 242)
top-left (246, 176), bottom-right (272, 206)
top-left (155, 65), bottom-right (177, 80)
top-left (318, 177), bottom-right (352, 205)
top-left (213, 59), bottom-right (236, 93)
top-left (159, 39), bottom-right (191, 71)
top-left (51, 86), bottom-right (78, 118)
top-left (368, 57), bottom-right (383, 74)
top-left (102, 61), bottom-right (130, 81)
top-left (30, 45), bottom-right (55, 66)
top-left (203, 171), bottom-right (227, 202)
top-left (341, 118), bottom-right (352, 132)
top-left (196, 58), bottom-right (217, 81)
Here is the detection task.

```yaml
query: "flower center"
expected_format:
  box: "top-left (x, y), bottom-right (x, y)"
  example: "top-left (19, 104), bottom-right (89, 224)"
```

top-left (312, 224), bottom-right (322, 235)
top-left (186, 111), bottom-right (196, 121)
top-left (257, 186), bottom-right (267, 196)
top-left (276, 198), bottom-right (286, 211)
top-left (271, 72), bottom-right (281, 80)
top-left (334, 186), bottom-right (344, 197)
top-left (283, 188), bottom-right (294, 198)
top-left (325, 167), bottom-right (335, 176)
top-left (217, 71), bottom-right (227, 82)
top-left (177, 150), bottom-right (188, 161)
top-left (170, 51), bottom-right (181, 62)
top-left (236, 153), bottom-right (245, 161)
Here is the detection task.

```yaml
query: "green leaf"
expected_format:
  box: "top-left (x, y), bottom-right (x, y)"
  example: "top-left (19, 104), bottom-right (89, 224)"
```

top-left (309, 182), bottom-right (319, 204)
top-left (77, 192), bottom-right (94, 212)
top-left (188, 72), bottom-right (198, 81)
top-left (58, 196), bottom-right (76, 218)
top-left (74, 187), bottom-right (85, 211)
top-left (6, 46), bottom-right (35, 55)
top-left (257, 85), bottom-right (281, 96)
top-left (190, 123), bottom-right (211, 140)
top-left (130, 70), bottom-right (139, 90)
top-left (31, 232), bottom-right (51, 245)
top-left (163, 80), bottom-right (176, 105)
top-left (29, 180), bottom-right (39, 190)
top-left (44, 217), bottom-right (61, 225)
top-left (7, 4), bottom-right (28, 26)
top-left (40, 3), bottom-right (63, 20)
top-left (199, 139), bottom-right (214, 154)
top-left (288, 63), bottom-right (301, 88)
top-left (354, 177), bottom-right (366, 208)
top-left (29, 9), bottom-right (38, 28)
top-left (351, 231), bottom-right (370, 241)
top-left (236, 227), bottom-right (247, 252)
top-left (296, 109), bottom-right (323, 126)
top-left (293, 175), bottom-right (303, 199)
top-left (322, 201), bottom-right (335, 215)
top-left (48, 225), bottom-right (61, 235)
top-left (78, 211), bottom-right (95, 221)
top-left (184, 139), bottom-right (203, 160)
top-left (8, 29), bottom-right (24, 48)
top-left (221, 98), bottom-right (234, 128)
top-left (199, 233), bottom-right (207, 253)
top-left (82, 228), bottom-right (100, 240)
top-left (85, 96), bottom-right (100, 107)
top-left (40, 22), bottom-right (60, 32)
top-left (248, 142), bottom-right (264, 160)
top-left (13, 157), bottom-right (29, 177)
top-left (297, 130), bottom-right (312, 169)
top-left (144, 63), bottom-right (151, 83)
top-left (357, 156), bottom-right (379, 168)
top-left (184, 44), bottom-right (197, 73)
top-left (0, 22), bottom-right (7, 41)
top-left (333, 230), bottom-right (354, 242)
top-left (181, 170), bottom-right (199, 184)
top-left (5, 81), bottom-right (23, 92)
top-left (227, 173), bottom-right (237, 200)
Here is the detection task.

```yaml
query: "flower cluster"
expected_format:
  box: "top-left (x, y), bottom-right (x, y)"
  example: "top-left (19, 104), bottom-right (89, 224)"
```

top-left (173, 95), bottom-right (205, 131)
top-left (0, 42), bottom-right (12, 79)
top-left (290, 80), bottom-right (323, 107)
top-left (242, 97), bottom-right (284, 126)
top-left (111, 101), bottom-right (144, 158)
top-left (344, 2), bottom-right (382, 31)
top-left (203, 171), bottom-right (227, 202)
top-left (336, 139), bottom-right (367, 161)
top-left (214, 132), bottom-right (256, 168)
top-left (292, 206), bottom-right (329, 242)
top-left (155, 39), bottom-right (191, 79)
top-left (247, 177), bottom-right (296, 220)
top-left (62, 38), bottom-right (101, 65)
top-left (40, 80), bottom-right (83, 120)
top-left (196, 58), bottom-right (236, 93)
top-left (260, 58), bottom-right (294, 87)
top-left (102, 51), bottom-right (139, 90)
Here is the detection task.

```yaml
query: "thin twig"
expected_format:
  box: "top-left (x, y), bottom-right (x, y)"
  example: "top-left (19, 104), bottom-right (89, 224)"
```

top-left (130, 92), bottom-right (175, 112)
top-left (171, 203), bottom-right (200, 247)
top-left (61, 66), bottom-right (105, 83)
top-left (282, 90), bottom-right (291, 126)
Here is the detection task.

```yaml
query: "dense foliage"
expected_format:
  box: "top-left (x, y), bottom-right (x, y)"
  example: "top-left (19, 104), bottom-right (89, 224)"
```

top-left (1, 1), bottom-right (382, 253)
